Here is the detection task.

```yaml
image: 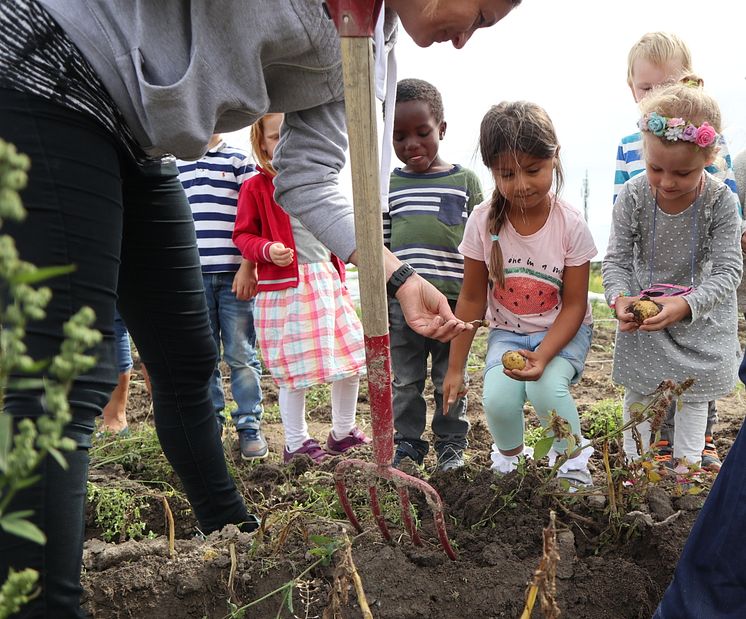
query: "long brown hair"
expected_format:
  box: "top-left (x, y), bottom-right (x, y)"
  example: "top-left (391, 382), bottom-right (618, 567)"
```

top-left (479, 101), bottom-right (563, 287)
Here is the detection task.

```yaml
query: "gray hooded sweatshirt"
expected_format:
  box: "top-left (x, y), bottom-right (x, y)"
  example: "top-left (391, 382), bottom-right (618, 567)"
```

top-left (38, 0), bottom-right (395, 261)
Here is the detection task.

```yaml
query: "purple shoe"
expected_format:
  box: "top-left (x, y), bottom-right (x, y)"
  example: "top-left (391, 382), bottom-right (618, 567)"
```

top-left (326, 427), bottom-right (371, 455)
top-left (283, 438), bottom-right (328, 464)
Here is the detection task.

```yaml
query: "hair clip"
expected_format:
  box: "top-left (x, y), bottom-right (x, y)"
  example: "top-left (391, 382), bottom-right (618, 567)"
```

top-left (491, 234), bottom-right (499, 242)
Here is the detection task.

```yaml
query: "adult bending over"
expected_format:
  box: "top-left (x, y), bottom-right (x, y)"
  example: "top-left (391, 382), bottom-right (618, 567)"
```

top-left (0, 0), bottom-right (520, 616)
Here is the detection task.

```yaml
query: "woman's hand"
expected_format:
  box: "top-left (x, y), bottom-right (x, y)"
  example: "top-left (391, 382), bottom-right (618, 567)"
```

top-left (269, 242), bottom-right (294, 267)
top-left (395, 273), bottom-right (471, 342)
top-left (443, 367), bottom-right (468, 416)
top-left (502, 349), bottom-right (547, 382)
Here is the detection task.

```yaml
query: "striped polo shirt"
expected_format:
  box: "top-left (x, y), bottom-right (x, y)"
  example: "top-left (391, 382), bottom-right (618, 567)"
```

top-left (177, 141), bottom-right (257, 273)
top-left (614, 130), bottom-right (740, 212)
top-left (384, 165), bottom-right (483, 300)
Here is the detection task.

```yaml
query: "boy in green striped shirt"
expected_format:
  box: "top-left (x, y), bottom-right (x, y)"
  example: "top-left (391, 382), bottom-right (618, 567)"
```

top-left (385, 78), bottom-right (484, 471)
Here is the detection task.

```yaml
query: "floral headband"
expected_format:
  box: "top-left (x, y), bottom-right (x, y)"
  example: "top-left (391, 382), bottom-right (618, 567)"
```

top-left (638, 112), bottom-right (718, 148)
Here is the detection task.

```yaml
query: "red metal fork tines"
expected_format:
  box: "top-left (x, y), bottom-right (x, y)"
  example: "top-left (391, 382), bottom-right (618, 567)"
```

top-left (333, 335), bottom-right (457, 561)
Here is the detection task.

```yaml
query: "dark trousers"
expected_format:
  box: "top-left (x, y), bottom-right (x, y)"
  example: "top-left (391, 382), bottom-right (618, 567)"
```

top-left (653, 351), bottom-right (746, 618)
top-left (0, 89), bottom-right (250, 617)
top-left (389, 297), bottom-right (469, 454)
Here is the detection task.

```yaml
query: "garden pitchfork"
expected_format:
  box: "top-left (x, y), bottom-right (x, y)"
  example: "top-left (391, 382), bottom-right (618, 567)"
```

top-left (325, 0), bottom-right (456, 560)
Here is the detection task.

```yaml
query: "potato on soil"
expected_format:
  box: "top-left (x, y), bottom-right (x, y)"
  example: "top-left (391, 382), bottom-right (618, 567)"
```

top-left (628, 298), bottom-right (662, 324)
top-left (502, 350), bottom-right (527, 371)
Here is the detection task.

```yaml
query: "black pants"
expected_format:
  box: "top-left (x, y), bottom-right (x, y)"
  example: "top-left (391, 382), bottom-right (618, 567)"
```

top-left (0, 89), bottom-right (251, 617)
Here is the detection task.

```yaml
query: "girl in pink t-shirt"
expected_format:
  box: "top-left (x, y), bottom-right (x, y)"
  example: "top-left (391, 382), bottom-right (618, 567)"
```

top-left (443, 101), bottom-right (597, 485)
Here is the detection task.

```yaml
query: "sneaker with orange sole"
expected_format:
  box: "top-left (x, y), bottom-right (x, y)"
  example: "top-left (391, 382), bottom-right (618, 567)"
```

top-left (701, 436), bottom-right (722, 472)
top-left (652, 439), bottom-right (674, 470)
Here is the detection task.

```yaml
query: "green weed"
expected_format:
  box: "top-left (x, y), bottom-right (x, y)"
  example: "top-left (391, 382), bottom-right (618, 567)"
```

top-left (581, 398), bottom-right (623, 439)
top-left (89, 425), bottom-right (175, 484)
top-left (305, 384), bottom-right (331, 411)
top-left (86, 482), bottom-right (153, 542)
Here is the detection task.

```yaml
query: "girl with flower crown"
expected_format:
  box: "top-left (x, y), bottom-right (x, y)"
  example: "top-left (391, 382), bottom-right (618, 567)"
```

top-left (603, 75), bottom-right (742, 469)
top-left (443, 101), bottom-right (596, 486)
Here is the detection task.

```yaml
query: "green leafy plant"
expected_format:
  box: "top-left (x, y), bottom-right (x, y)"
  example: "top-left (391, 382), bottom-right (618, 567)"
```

top-left (0, 138), bottom-right (101, 617)
top-left (86, 482), bottom-right (152, 542)
top-left (581, 398), bottom-right (623, 439)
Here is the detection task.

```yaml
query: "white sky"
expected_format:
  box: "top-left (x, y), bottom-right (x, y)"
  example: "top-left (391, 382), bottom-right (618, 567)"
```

top-left (225, 0), bottom-right (746, 259)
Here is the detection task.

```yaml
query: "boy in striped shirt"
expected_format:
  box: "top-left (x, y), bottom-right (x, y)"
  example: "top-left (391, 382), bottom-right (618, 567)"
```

top-left (385, 79), bottom-right (483, 472)
top-left (177, 134), bottom-right (266, 459)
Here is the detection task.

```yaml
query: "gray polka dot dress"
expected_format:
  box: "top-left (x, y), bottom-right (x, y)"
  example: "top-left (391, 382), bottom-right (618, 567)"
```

top-left (602, 173), bottom-right (742, 401)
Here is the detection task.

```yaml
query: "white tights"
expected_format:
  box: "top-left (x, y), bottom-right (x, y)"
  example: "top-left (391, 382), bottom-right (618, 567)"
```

top-left (623, 389), bottom-right (707, 464)
top-left (280, 375), bottom-right (360, 452)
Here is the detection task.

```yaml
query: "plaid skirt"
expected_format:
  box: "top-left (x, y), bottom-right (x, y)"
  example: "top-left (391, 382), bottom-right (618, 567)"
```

top-left (255, 262), bottom-right (366, 390)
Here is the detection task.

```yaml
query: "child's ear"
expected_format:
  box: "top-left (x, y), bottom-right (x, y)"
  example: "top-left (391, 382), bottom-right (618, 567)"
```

top-left (439, 121), bottom-right (447, 140)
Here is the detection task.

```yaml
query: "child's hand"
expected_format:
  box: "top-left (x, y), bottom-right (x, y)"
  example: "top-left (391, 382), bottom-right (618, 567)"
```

top-left (443, 368), bottom-right (468, 416)
top-left (232, 260), bottom-right (258, 300)
top-left (614, 295), bottom-right (640, 332)
top-left (637, 296), bottom-right (691, 331)
top-left (502, 349), bottom-right (546, 381)
top-left (269, 242), bottom-right (294, 266)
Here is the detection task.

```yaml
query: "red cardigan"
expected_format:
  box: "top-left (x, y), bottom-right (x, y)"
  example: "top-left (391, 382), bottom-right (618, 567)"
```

top-left (233, 167), bottom-right (346, 291)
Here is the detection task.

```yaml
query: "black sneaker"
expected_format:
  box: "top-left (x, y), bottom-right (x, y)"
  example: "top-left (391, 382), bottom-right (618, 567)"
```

top-left (435, 444), bottom-right (464, 472)
top-left (238, 423), bottom-right (268, 460)
top-left (392, 441), bottom-right (426, 469)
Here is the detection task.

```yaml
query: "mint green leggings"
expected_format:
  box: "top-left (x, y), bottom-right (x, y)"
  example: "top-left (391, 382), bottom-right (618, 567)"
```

top-left (483, 356), bottom-right (580, 453)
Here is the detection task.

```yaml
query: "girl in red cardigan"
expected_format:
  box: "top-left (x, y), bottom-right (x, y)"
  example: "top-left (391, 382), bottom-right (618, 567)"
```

top-left (233, 114), bottom-right (369, 463)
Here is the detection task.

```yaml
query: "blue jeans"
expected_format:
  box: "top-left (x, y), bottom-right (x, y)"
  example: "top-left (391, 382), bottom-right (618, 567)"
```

top-left (484, 323), bottom-right (593, 384)
top-left (202, 272), bottom-right (263, 428)
top-left (113, 309), bottom-right (133, 373)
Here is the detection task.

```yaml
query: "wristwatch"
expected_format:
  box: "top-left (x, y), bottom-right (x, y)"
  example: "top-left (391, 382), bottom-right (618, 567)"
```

top-left (386, 263), bottom-right (416, 298)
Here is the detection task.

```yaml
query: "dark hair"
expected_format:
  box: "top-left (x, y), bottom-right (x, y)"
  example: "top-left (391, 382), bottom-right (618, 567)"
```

top-left (479, 101), bottom-right (564, 287)
top-left (395, 78), bottom-right (444, 123)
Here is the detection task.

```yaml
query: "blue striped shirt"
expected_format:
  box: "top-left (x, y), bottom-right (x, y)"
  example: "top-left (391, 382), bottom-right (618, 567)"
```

top-left (614, 130), bottom-right (741, 215)
top-left (177, 142), bottom-right (256, 273)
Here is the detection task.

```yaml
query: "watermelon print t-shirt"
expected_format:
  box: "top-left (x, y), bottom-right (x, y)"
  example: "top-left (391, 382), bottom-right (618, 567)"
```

top-left (459, 197), bottom-right (597, 333)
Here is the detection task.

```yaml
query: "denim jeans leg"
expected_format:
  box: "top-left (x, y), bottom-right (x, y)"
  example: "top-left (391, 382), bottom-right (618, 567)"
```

top-left (215, 273), bottom-right (263, 428)
top-left (202, 273), bottom-right (227, 419)
top-left (389, 299), bottom-right (429, 453)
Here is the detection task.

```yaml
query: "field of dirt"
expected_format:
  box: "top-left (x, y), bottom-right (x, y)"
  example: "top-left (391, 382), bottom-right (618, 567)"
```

top-left (80, 314), bottom-right (746, 619)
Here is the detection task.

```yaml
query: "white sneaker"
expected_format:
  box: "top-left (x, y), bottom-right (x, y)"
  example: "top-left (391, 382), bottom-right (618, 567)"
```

top-left (550, 438), bottom-right (593, 487)
top-left (490, 444), bottom-right (534, 473)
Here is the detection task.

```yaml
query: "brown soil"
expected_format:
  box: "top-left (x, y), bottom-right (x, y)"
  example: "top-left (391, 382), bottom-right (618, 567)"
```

top-left (81, 318), bottom-right (746, 619)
